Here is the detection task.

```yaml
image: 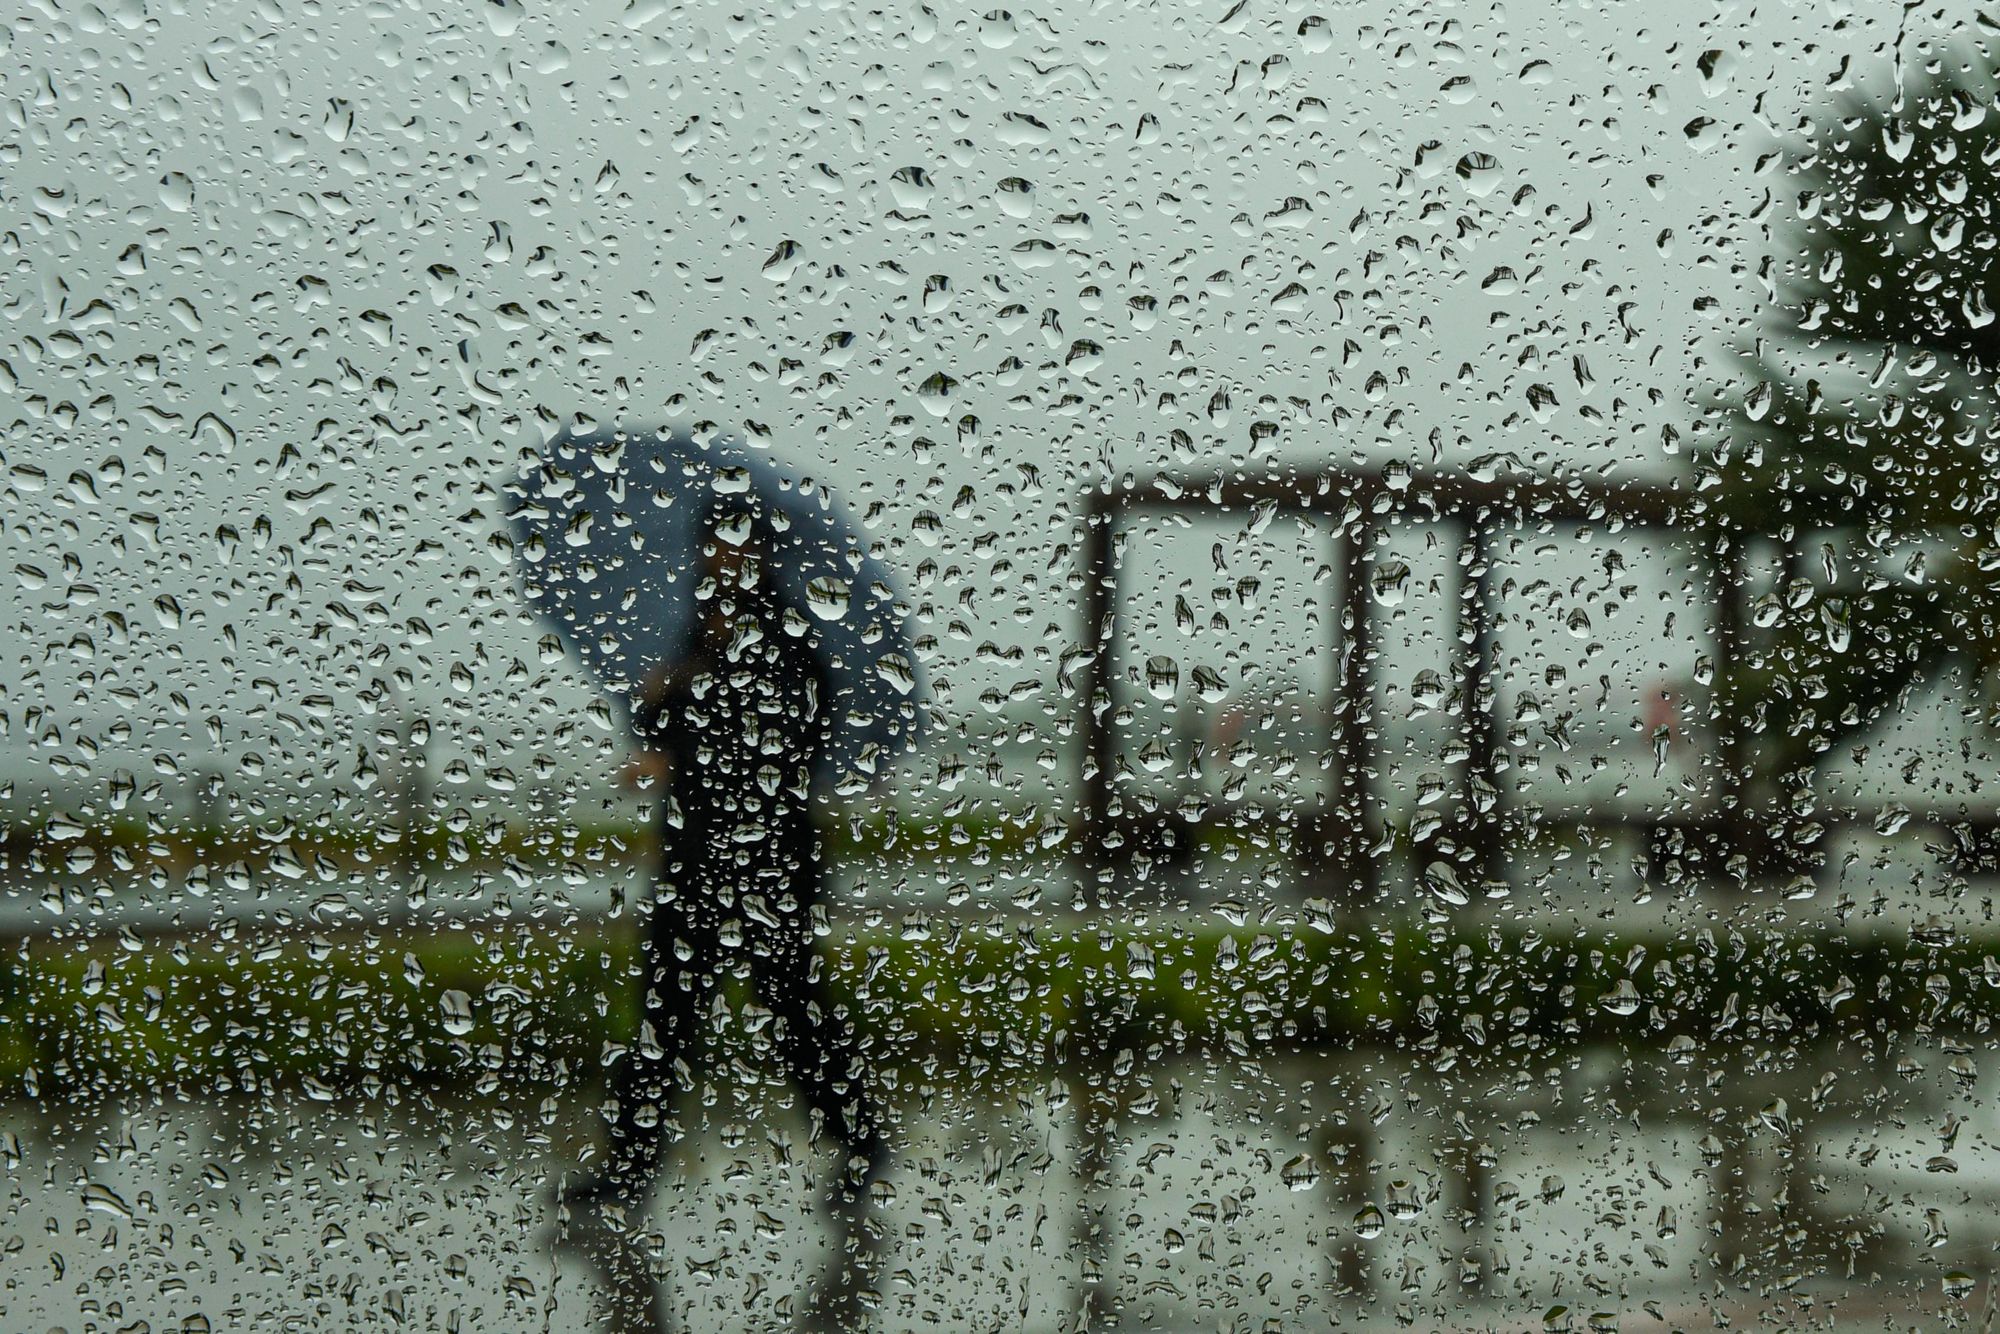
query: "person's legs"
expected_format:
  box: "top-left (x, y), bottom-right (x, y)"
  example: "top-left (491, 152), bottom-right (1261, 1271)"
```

top-left (591, 882), bottom-right (722, 1207)
top-left (762, 932), bottom-right (887, 1198)
top-left (556, 862), bottom-right (725, 1334)
top-left (756, 823), bottom-right (886, 1197)
top-left (750, 818), bottom-right (889, 1331)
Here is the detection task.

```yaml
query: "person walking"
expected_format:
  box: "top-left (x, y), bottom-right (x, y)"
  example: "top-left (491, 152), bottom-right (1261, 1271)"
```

top-left (513, 427), bottom-right (924, 1332)
top-left (557, 506), bottom-right (890, 1333)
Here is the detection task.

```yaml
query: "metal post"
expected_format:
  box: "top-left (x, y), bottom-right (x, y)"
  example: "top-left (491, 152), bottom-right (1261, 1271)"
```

top-left (1330, 497), bottom-right (1379, 905)
top-left (1075, 494), bottom-right (1118, 892)
top-left (1711, 527), bottom-right (1750, 882)
top-left (1460, 513), bottom-right (1502, 887)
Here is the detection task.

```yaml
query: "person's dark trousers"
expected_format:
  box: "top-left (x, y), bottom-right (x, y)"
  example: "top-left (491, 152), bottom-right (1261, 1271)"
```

top-left (585, 811), bottom-right (887, 1210)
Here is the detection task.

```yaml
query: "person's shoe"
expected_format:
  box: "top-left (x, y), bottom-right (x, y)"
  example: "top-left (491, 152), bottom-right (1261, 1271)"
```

top-left (548, 1185), bottom-right (669, 1334)
top-left (801, 1197), bottom-right (886, 1332)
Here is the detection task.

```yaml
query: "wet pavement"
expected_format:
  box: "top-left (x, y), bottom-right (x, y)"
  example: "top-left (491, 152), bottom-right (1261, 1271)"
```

top-left (3, 1038), bottom-right (1992, 1332)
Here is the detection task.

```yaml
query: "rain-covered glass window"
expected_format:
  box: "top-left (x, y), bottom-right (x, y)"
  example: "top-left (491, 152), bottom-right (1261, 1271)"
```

top-left (8, 0), bottom-right (2000, 1329)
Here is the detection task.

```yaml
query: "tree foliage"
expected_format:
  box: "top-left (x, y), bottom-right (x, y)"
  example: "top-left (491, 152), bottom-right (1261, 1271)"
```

top-left (1713, 64), bottom-right (2000, 791)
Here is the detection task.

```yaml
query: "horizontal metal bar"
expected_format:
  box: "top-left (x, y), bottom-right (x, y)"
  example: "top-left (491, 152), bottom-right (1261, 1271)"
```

top-left (1099, 467), bottom-right (1702, 528)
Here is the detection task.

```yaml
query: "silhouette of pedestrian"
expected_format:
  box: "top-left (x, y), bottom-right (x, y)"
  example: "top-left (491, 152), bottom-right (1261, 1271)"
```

top-left (558, 504), bottom-right (889, 1333)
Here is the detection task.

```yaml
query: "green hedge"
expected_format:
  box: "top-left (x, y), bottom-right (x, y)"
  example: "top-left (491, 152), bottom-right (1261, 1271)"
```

top-left (3, 918), bottom-right (1990, 1105)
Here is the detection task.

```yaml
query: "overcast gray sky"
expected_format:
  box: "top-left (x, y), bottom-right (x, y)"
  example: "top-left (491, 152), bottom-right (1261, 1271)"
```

top-left (0, 0), bottom-right (1965, 825)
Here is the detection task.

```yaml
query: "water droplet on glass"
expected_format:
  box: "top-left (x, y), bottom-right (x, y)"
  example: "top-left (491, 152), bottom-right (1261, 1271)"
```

top-left (1599, 979), bottom-right (1642, 1017)
top-left (1371, 560), bottom-right (1412, 607)
top-left (439, 989), bottom-right (474, 1037)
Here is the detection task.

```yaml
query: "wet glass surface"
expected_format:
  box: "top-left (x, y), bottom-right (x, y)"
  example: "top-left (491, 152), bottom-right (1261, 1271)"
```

top-left (7, 0), bottom-right (2000, 1328)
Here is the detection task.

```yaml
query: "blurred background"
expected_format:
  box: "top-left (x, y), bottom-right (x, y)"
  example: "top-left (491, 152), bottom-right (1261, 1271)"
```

top-left (6, 0), bottom-right (2000, 1328)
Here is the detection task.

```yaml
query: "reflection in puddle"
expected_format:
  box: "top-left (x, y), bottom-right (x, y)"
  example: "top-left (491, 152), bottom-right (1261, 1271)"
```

top-left (2, 1043), bottom-right (1985, 1332)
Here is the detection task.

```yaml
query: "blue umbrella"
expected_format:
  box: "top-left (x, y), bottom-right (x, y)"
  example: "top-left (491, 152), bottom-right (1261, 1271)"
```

top-left (507, 426), bottom-right (925, 784)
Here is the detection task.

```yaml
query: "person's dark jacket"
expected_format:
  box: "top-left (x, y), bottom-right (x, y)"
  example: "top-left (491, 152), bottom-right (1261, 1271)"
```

top-left (631, 601), bottom-right (834, 855)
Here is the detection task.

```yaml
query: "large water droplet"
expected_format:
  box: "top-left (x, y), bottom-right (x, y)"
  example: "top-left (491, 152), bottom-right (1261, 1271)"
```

top-left (806, 577), bottom-right (850, 621)
top-left (1371, 560), bottom-right (1412, 607)
top-left (1598, 979), bottom-right (1642, 1017)
top-left (439, 989), bottom-right (475, 1037)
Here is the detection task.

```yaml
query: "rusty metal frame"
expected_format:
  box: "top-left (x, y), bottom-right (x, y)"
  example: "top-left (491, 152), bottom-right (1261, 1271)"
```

top-left (1074, 467), bottom-right (1749, 894)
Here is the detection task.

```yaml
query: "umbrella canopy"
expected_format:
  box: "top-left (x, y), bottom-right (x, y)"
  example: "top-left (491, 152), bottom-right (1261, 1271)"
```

top-left (507, 426), bottom-right (925, 784)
